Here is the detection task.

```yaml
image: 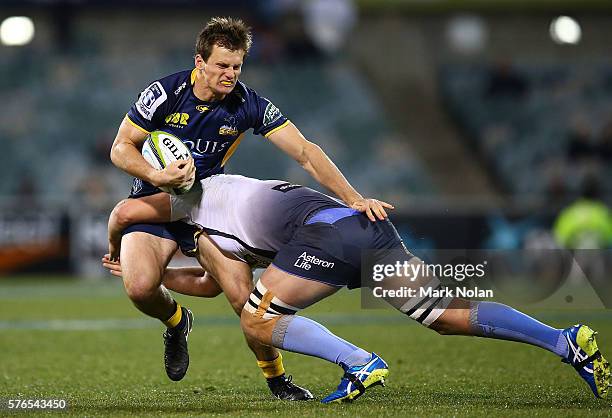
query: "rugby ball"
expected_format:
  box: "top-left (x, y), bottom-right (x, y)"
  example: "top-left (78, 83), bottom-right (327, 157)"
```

top-left (141, 130), bottom-right (195, 195)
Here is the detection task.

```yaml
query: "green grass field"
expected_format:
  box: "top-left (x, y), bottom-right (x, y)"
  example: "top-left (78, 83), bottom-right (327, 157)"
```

top-left (1, 277), bottom-right (612, 417)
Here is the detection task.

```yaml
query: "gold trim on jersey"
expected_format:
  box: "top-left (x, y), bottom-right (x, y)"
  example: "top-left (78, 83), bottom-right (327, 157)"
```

top-left (264, 120), bottom-right (290, 139)
top-left (125, 115), bottom-right (151, 134)
top-left (221, 133), bottom-right (245, 167)
top-left (191, 68), bottom-right (197, 85)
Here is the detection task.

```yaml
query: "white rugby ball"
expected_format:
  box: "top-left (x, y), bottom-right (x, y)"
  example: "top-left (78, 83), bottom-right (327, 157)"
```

top-left (141, 130), bottom-right (195, 195)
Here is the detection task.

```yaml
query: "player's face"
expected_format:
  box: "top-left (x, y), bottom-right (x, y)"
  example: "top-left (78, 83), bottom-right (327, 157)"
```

top-left (199, 45), bottom-right (244, 97)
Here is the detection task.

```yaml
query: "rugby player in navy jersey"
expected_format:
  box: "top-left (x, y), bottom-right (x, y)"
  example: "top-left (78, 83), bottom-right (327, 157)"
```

top-left (108, 17), bottom-right (391, 399)
top-left (104, 174), bottom-right (610, 403)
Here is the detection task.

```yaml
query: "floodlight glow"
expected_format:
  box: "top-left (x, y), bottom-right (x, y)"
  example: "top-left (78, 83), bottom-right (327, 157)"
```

top-left (0, 16), bottom-right (35, 46)
top-left (550, 16), bottom-right (581, 45)
top-left (446, 15), bottom-right (487, 54)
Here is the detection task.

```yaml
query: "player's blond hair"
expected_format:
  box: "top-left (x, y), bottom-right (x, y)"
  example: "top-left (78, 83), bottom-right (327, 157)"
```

top-left (195, 17), bottom-right (252, 60)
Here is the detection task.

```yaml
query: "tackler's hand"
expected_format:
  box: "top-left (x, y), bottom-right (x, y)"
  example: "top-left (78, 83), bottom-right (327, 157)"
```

top-left (102, 254), bottom-right (123, 278)
top-left (350, 198), bottom-right (395, 222)
top-left (108, 239), bottom-right (121, 263)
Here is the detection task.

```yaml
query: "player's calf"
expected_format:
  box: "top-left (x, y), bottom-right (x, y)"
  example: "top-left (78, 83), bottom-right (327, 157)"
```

top-left (238, 283), bottom-right (313, 400)
top-left (408, 294), bottom-right (612, 398)
top-left (427, 298), bottom-right (473, 335)
top-left (242, 281), bottom-right (386, 403)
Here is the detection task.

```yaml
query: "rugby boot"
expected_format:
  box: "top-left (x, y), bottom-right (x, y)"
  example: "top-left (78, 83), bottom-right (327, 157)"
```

top-left (163, 307), bottom-right (193, 381)
top-left (321, 353), bottom-right (388, 404)
top-left (562, 324), bottom-right (611, 398)
top-left (267, 374), bottom-right (314, 401)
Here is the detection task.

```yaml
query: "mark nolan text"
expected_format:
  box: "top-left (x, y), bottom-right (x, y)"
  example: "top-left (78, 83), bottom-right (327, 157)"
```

top-left (372, 286), bottom-right (493, 299)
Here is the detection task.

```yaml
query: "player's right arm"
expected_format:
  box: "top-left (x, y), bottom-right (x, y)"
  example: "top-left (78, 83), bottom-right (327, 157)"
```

top-left (110, 117), bottom-right (194, 189)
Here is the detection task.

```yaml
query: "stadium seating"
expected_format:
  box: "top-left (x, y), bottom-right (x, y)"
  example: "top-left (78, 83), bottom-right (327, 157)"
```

top-left (0, 45), bottom-right (434, 205)
top-left (440, 61), bottom-right (612, 200)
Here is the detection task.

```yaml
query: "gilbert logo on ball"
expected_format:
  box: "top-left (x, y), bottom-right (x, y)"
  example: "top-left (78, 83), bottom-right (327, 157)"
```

top-left (141, 130), bottom-right (195, 195)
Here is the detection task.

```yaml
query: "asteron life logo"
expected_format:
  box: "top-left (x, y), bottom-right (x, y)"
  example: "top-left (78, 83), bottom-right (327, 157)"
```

top-left (293, 252), bottom-right (335, 271)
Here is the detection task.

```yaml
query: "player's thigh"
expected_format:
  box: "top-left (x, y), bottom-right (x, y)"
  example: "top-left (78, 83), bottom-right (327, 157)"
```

top-left (121, 231), bottom-right (177, 287)
top-left (196, 232), bottom-right (254, 311)
top-left (259, 264), bottom-right (339, 310)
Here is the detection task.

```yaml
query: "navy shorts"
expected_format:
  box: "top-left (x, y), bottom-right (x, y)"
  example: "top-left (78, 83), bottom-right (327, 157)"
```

top-left (128, 178), bottom-right (161, 199)
top-left (271, 208), bottom-right (410, 289)
top-left (123, 222), bottom-right (200, 257)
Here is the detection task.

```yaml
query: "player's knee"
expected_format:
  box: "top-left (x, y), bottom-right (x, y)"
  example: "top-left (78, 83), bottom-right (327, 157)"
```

top-left (240, 307), bottom-right (267, 342)
top-left (240, 308), bottom-right (255, 335)
top-left (226, 284), bottom-right (252, 316)
top-left (240, 281), bottom-right (300, 346)
top-left (123, 276), bottom-right (160, 304)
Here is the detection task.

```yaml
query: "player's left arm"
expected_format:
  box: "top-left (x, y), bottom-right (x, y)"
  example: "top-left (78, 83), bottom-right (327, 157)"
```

top-left (101, 255), bottom-right (222, 297)
top-left (107, 194), bottom-right (172, 260)
top-left (267, 122), bottom-right (394, 221)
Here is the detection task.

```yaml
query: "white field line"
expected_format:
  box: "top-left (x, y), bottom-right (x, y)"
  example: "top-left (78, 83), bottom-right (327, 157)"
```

top-left (0, 315), bottom-right (406, 331)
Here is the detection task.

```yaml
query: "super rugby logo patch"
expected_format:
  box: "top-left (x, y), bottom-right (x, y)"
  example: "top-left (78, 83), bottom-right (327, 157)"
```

top-left (131, 178), bottom-right (143, 195)
top-left (136, 82), bottom-right (167, 121)
top-left (263, 100), bottom-right (282, 127)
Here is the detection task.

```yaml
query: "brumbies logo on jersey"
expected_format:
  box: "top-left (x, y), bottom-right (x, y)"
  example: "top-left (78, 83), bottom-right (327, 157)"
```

top-left (137, 82), bottom-right (167, 121)
top-left (219, 115), bottom-right (239, 136)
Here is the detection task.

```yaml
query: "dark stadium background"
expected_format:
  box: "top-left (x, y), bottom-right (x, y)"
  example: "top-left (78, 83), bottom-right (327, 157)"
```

top-left (0, 1), bottom-right (611, 416)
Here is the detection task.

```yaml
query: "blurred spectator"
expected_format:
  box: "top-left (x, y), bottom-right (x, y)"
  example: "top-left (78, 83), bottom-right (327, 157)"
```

top-left (485, 59), bottom-right (529, 99)
top-left (276, 3), bottom-right (321, 60)
top-left (250, 26), bottom-right (284, 64)
top-left (596, 117), bottom-right (612, 163)
top-left (90, 131), bottom-right (115, 167)
top-left (567, 115), bottom-right (598, 162)
top-left (553, 178), bottom-right (612, 249)
top-left (542, 157), bottom-right (569, 204)
top-left (13, 174), bottom-right (39, 210)
top-left (74, 175), bottom-right (112, 210)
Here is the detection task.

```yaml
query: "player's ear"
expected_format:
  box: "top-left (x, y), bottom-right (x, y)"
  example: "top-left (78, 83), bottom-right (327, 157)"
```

top-left (194, 54), bottom-right (206, 70)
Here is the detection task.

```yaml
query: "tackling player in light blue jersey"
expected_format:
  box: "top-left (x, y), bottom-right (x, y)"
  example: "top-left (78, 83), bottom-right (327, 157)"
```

top-left (105, 174), bottom-right (610, 403)
top-left (107, 17), bottom-right (391, 400)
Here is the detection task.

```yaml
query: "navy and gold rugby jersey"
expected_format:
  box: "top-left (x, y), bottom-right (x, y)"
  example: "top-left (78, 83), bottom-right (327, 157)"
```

top-left (126, 69), bottom-right (289, 197)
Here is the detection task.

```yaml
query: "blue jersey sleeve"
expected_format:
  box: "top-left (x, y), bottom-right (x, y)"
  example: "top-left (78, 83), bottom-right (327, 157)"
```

top-left (126, 79), bottom-right (172, 133)
top-left (244, 86), bottom-right (289, 138)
